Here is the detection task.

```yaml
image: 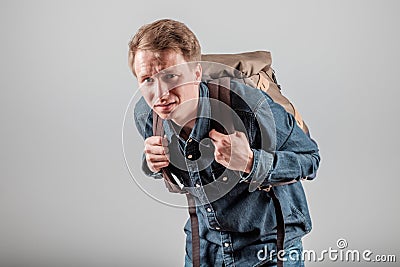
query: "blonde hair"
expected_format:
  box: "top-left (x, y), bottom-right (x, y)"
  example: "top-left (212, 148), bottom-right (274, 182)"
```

top-left (128, 19), bottom-right (201, 76)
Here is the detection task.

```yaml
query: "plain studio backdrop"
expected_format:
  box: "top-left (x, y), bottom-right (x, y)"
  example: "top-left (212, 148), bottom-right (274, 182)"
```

top-left (0, 0), bottom-right (399, 266)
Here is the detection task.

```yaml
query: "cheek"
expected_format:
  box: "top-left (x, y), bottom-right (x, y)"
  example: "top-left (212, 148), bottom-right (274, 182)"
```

top-left (169, 87), bottom-right (185, 103)
top-left (173, 84), bottom-right (197, 101)
top-left (139, 86), bottom-right (157, 107)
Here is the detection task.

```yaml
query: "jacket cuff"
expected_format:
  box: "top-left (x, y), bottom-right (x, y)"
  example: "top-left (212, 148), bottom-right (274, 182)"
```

top-left (240, 149), bottom-right (274, 187)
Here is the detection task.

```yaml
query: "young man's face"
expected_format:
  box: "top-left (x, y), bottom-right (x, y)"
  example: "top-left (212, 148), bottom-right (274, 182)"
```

top-left (134, 49), bottom-right (202, 123)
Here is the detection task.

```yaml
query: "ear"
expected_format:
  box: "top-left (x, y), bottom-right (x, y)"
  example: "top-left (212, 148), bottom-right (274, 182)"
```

top-left (194, 63), bottom-right (202, 82)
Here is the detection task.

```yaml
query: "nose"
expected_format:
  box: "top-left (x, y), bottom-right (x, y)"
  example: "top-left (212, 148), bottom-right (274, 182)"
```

top-left (155, 77), bottom-right (170, 101)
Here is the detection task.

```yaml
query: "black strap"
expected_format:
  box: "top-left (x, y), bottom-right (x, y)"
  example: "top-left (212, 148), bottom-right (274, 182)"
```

top-left (186, 194), bottom-right (200, 267)
top-left (270, 188), bottom-right (285, 267)
top-left (255, 187), bottom-right (286, 267)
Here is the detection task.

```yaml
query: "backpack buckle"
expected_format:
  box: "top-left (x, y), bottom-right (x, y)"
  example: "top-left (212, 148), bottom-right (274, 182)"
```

top-left (258, 184), bottom-right (272, 192)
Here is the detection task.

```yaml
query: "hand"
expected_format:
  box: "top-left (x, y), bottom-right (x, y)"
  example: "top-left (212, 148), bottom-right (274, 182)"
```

top-left (144, 135), bottom-right (170, 173)
top-left (208, 129), bottom-right (254, 173)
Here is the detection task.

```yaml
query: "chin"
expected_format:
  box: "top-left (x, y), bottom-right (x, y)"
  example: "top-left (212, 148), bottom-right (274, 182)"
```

top-left (155, 112), bottom-right (170, 120)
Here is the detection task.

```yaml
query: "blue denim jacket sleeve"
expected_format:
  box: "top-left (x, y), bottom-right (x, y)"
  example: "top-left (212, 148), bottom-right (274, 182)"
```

top-left (243, 92), bottom-right (320, 185)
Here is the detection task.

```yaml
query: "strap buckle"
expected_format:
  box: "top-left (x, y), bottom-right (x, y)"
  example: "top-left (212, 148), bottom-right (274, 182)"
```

top-left (258, 184), bottom-right (272, 192)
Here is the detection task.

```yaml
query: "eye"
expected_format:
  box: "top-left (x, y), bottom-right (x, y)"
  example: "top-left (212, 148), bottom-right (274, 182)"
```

top-left (161, 73), bottom-right (180, 83)
top-left (165, 74), bottom-right (177, 79)
top-left (143, 77), bottom-right (154, 83)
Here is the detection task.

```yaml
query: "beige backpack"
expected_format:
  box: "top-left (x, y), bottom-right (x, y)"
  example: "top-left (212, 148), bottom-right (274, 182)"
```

top-left (201, 51), bottom-right (309, 134)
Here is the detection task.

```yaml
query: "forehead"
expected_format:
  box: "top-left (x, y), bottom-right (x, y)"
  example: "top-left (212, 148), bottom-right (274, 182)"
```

top-left (134, 49), bottom-right (187, 78)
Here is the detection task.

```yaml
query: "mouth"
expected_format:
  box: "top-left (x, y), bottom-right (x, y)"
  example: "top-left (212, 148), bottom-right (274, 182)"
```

top-left (154, 102), bottom-right (176, 112)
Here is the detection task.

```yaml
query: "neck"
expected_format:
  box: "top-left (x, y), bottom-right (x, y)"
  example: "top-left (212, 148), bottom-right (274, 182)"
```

top-left (171, 99), bottom-right (199, 139)
top-left (173, 117), bottom-right (196, 140)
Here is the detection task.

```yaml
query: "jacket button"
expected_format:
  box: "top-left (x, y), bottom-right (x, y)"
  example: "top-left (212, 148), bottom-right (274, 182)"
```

top-left (215, 227), bottom-right (221, 230)
top-left (187, 154), bottom-right (193, 159)
top-left (222, 176), bottom-right (228, 182)
top-left (195, 183), bottom-right (201, 187)
top-left (206, 208), bottom-right (212, 212)
top-left (224, 242), bottom-right (230, 247)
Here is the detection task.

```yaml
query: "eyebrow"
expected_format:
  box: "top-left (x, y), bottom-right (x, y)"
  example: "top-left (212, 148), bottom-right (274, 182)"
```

top-left (138, 67), bottom-right (180, 81)
top-left (137, 68), bottom-right (155, 81)
top-left (137, 75), bottom-right (150, 83)
top-left (138, 73), bottom-right (151, 81)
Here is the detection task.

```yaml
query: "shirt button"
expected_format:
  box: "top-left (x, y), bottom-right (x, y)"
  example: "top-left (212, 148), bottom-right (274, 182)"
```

top-left (195, 183), bottom-right (201, 187)
top-left (224, 242), bottom-right (230, 247)
top-left (222, 176), bottom-right (228, 182)
top-left (188, 138), bottom-right (193, 143)
top-left (206, 208), bottom-right (212, 212)
top-left (187, 154), bottom-right (193, 159)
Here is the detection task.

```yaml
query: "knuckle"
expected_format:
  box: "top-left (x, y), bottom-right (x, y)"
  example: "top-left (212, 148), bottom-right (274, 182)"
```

top-left (146, 136), bottom-right (155, 143)
top-left (215, 152), bottom-right (223, 160)
top-left (221, 139), bottom-right (230, 146)
top-left (149, 136), bottom-right (161, 144)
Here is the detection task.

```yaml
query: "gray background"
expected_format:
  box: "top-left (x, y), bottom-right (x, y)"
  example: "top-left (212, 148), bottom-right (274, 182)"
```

top-left (1, 0), bottom-right (399, 266)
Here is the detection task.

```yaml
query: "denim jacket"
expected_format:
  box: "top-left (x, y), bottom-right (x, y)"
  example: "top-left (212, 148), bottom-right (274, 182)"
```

top-left (134, 80), bottom-right (320, 266)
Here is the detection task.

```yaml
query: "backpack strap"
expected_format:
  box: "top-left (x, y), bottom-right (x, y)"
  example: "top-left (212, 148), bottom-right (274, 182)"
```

top-left (244, 180), bottom-right (295, 267)
top-left (186, 193), bottom-right (200, 267)
top-left (152, 111), bottom-right (201, 267)
top-left (270, 188), bottom-right (286, 267)
top-left (207, 77), bottom-right (235, 134)
top-left (152, 110), bottom-right (184, 194)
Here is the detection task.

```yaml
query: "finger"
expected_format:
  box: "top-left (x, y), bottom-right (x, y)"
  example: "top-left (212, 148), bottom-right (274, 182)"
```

top-left (150, 161), bottom-right (170, 169)
top-left (214, 153), bottom-right (229, 168)
top-left (148, 161), bottom-right (169, 173)
top-left (214, 151), bottom-right (224, 162)
top-left (234, 131), bottom-right (249, 143)
top-left (162, 135), bottom-right (168, 147)
top-left (209, 129), bottom-right (228, 142)
top-left (145, 136), bottom-right (168, 147)
top-left (144, 144), bottom-right (169, 155)
top-left (145, 136), bottom-right (163, 146)
top-left (146, 153), bottom-right (170, 162)
top-left (235, 131), bottom-right (245, 137)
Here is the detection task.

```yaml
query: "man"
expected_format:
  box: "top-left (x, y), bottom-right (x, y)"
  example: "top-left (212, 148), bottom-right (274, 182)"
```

top-left (128, 19), bottom-right (320, 267)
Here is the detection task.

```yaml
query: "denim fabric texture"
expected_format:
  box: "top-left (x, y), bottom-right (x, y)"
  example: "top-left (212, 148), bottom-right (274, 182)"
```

top-left (134, 81), bottom-right (320, 267)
